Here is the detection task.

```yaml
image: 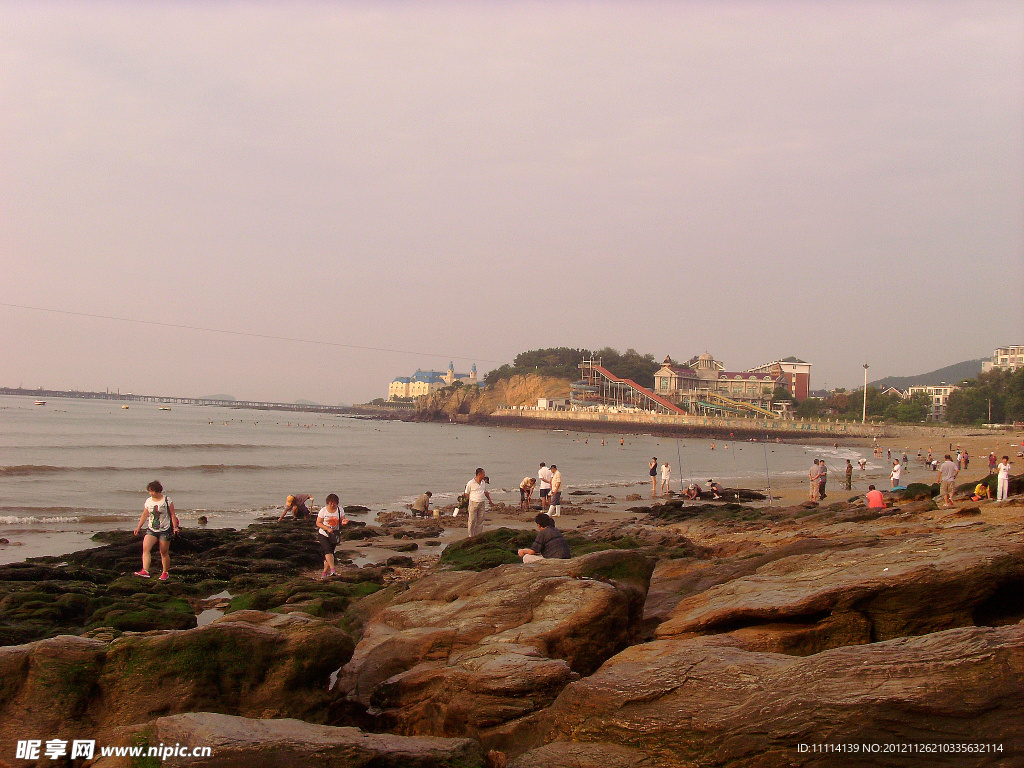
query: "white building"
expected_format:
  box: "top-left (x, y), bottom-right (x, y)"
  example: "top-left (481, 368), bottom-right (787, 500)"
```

top-left (537, 397), bottom-right (569, 411)
top-left (982, 345), bottom-right (1024, 373)
top-left (907, 383), bottom-right (957, 422)
top-left (389, 362), bottom-right (477, 400)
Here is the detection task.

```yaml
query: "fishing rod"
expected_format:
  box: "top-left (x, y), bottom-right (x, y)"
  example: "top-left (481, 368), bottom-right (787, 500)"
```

top-left (675, 438), bottom-right (683, 495)
top-left (731, 437), bottom-right (740, 502)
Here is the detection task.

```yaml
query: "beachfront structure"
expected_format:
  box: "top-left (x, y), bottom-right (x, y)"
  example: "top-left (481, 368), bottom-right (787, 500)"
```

top-left (388, 362), bottom-right (477, 400)
top-left (537, 397), bottom-right (569, 411)
top-left (746, 357), bottom-right (812, 401)
top-left (649, 353), bottom-right (781, 417)
top-left (982, 345), bottom-right (1024, 373)
top-left (907, 383), bottom-right (957, 422)
top-left (572, 359), bottom-right (687, 415)
top-left (879, 387), bottom-right (908, 399)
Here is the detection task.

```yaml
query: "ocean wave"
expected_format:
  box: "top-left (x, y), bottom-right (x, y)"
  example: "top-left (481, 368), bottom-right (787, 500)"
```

top-left (0, 465), bottom-right (67, 477)
top-left (0, 505), bottom-right (107, 515)
top-left (21, 443), bottom-right (279, 451)
top-left (0, 515), bottom-right (82, 524)
top-left (1, 464), bottom-right (302, 476)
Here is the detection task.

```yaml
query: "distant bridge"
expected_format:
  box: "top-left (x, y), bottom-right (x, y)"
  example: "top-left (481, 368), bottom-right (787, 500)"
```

top-left (0, 388), bottom-right (396, 415)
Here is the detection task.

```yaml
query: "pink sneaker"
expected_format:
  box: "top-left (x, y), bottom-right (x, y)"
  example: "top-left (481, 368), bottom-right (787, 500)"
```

top-left (134, 570), bottom-right (150, 578)
top-left (158, 572), bottom-right (169, 581)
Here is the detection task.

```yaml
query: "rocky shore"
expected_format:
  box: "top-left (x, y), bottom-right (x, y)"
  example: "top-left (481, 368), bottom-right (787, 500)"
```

top-left (1, 468), bottom-right (1022, 766)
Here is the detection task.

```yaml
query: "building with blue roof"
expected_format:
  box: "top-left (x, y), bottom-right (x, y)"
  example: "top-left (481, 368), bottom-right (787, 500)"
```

top-left (388, 362), bottom-right (478, 400)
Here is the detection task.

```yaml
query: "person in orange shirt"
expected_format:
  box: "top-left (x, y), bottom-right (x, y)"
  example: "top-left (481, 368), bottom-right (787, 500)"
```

top-left (865, 485), bottom-right (885, 509)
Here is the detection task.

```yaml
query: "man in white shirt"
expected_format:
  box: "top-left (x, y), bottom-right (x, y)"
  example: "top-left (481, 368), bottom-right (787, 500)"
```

top-left (938, 454), bottom-right (959, 508)
top-left (549, 464), bottom-right (563, 517)
top-left (465, 467), bottom-right (493, 537)
top-left (997, 456), bottom-right (1012, 501)
top-left (538, 462), bottom-right (553, 510)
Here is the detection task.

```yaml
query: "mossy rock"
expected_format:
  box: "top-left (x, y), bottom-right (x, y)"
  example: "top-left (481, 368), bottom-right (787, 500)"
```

top-left (88, 596), bottom-right (195, 632)
top-left (575, 550), bottom-right (657, 590)
top-left (438, 528), bottom-right (534, 571)
top-left (225, 576), bottom-right (382, 616)
top-left (103, 617), bottom-right (355, 715)
top-left (564, 532), bottom-right (642, 556)
top-left (956, 476), bottom-right (997, 495)
top-left (0, 519), bottom-right (388, 645)
top-left (893, 482), bottom-right (938, 501)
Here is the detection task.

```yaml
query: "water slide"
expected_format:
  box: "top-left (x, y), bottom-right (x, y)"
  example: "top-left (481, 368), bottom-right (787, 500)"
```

top-left (579, 363), bottom-right (778, 418)
top-left (698, 391), bottom-right (779, 419)
top-left (586, 365), bottom-right (687, 415)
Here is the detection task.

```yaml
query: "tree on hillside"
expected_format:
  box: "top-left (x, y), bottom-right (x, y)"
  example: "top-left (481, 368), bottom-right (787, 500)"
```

top-left (483, 347), bottom-right (659, 389)
top-left (894, 393), bottom-right (931, 423)
top-left (591, 347), bottom-right (659, 389)
top-left (484, 347), bottom-right (586, 385)
top-left (946, 368), bottom-right (1024, 424)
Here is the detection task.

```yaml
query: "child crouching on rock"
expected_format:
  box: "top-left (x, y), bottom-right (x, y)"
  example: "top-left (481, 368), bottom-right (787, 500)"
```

top-left (518, 513), bottom-right (571, 563)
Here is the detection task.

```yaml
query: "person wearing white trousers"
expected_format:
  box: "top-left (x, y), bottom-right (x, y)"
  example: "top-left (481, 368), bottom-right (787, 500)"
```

top-left (997, 457), bottom-right (1012, 501)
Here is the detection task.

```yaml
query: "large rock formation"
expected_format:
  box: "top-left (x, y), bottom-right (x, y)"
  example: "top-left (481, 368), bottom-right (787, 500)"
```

top-left (93, 712), bottom-right (485, 768)
top-left (654, 528), bottom-right (1024, 655)
top-left (514, 625), bottom-right (1024, 767)
top-left (0, 611), bottom-right (354, 757)
top-left (4, 494), bottom-right (1024, 766)
top-left (338, 550), bottom-right (654, 745)
top-left (417, 374), bottom-right (570, 419)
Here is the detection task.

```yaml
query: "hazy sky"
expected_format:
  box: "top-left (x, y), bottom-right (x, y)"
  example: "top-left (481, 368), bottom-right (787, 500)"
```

top-left (2, 1), bottom-right (1021, 405)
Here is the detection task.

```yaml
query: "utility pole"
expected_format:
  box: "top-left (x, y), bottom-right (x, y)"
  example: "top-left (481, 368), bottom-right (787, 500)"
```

top-left (862, 364), bottom-right (869, 424)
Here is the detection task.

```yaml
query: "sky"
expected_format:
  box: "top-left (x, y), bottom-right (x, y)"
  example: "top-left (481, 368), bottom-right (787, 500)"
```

top-left (2, 1), bottom-right (1021, 405)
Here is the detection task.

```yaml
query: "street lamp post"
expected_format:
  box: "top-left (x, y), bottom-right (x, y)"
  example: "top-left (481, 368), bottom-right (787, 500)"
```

top-left (862, 364), bottom-right (869, 424)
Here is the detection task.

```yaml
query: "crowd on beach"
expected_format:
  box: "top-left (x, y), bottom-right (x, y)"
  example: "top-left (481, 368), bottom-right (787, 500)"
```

top-left (129, 437), bottom-right (1020, 583)
top-left (812, 441), bottom-right (1016, 511)
top-left (130, 459), bottom-right (577, 583)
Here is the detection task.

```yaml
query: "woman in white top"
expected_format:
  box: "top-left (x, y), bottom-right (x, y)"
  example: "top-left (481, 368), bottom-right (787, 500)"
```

top-left (133, 480), bottom-right (180, 580)
top-left (316, 493), bottom-right (348, 579)
top-left (997, 456), bottom-right (1012, 501)
top-left (890, 459), bottom-right (902, 489)
top-left (661, 462), bottom-right (672, 495)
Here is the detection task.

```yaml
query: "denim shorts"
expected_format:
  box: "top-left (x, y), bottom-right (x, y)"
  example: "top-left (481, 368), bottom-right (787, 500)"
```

top-left (146, 528), bottom-right (173, 542)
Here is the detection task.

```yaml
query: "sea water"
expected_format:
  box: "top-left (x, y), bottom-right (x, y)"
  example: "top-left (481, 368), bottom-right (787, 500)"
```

top-left (0, 394), bottom-right (873, 563)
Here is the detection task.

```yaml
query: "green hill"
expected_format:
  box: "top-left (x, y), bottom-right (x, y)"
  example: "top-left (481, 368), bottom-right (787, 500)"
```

top-left (869, 359), bottom-right (984, 391)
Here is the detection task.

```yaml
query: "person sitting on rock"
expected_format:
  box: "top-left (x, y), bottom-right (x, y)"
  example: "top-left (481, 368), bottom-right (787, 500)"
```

top-left (517, 513), bottom-right (571, 563)
top-left (707, 480), bottom-right (723, 499)
top-left (684, 483), bottom-right (702, 500)
top-left (865, 485), bottom-right (885, 509)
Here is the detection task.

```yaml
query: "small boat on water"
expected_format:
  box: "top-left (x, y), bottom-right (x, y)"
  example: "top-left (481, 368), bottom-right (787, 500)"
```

top-left (34, 400), bottom-right (46, 406)
top-left (122, 405), bottom-right (130, 409)
top-left (158, 407), bottom-right (171, 411)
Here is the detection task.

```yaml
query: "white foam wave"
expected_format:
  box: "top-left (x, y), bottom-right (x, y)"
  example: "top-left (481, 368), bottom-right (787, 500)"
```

top-left (0, 515), bottom-right (82, 524)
